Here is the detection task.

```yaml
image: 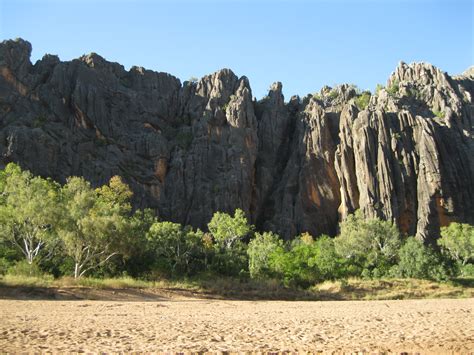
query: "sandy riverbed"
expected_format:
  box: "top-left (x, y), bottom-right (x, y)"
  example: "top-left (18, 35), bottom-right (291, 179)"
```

top-left (0, 297), bottom-right (472, 353)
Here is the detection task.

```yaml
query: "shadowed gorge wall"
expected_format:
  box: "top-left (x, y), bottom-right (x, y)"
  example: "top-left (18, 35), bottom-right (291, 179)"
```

top-left (1, 39), bottom-right (473, 241)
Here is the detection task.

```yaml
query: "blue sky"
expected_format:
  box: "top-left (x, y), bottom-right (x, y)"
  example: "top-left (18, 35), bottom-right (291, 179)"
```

top-left (1, 0), bottom-right (472, 99)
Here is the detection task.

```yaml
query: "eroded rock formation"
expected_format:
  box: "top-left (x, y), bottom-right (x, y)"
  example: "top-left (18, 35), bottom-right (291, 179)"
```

top-left (1, 39), bottom-right (473, 242)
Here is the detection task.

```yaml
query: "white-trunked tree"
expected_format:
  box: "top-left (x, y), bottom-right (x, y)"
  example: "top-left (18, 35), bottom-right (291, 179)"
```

top-left (58, 175), bottom-right (133, 278)
top-left (0, 163), bottom-right (60, 267)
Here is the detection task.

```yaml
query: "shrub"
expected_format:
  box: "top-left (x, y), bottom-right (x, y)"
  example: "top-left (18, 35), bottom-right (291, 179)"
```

top-left (432, 110), bottom-right (445, 118)
top-left (269, 239), bottom-right (317, 287)
top-left (210, 241), bottom-right (249, 278)
top-left (391, 237), bottom-right (449, 281)
top-left (0, 258), bottom-right (12, 275)
top-left (387, 79), bottom-right (399, 96)
top-left (7, 260), bottom-right (48, 278)
top-left (354, 91), bottom-right (371, 110)
top-left (268, 234), bottom-right (346, 287)
top-left (438, 222), bottom-right (473, 266)
top-left (247, 231), bottom-right (283, 279)
top-left (307, 235), bottom-right (346, 280)
top-left (460, 264), bottom-right (474, 277)
top-left (335, 210), bottom-right (401, 274)
top-left (375, 84), bottom-right (384, 95)
top-left (146, 221), bottom-right (204, 276)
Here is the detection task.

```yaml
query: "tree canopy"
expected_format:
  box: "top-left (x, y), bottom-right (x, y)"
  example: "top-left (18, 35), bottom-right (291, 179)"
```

top-left (0, 163), bottom-right (60, 265)
top-left (57, 176), bottom-right (133, 278)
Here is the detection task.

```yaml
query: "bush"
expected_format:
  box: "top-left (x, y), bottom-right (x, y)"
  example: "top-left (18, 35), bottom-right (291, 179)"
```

top-left (438, 222), bottom-right (473, 266)
top-left (432, 110), bottom-right (445, 118)
top-left (7, 260), bottom-right (50, 278)
top-left (460, 264), bottom-right (474, 277)
top-left (248, 231), bottom-right (283, 279)
top-left (0, 258), bottom-right (13, 275)
top-left (375, 84), bottom-right (384, 95)
top-left (268, 234), bottom-right (346, 287)
top-left (387, 80), bottom-right (399, 96)
top-left (269, 237), bottom-right (318, 287)
top-left (387, 79), bottom-right (399, 96)
top-left (354, 91), bottom-right (371, 110)
top-left (391, 237), bottom-right (450, 281)
top-left (210, 242), bottom-right (249, 278)
top-left (307, 235), bottom-right (346, 280)
top-left (334, 210), bottom-right (401, 274)
top-left (146, 221), bottom-right (205, 276)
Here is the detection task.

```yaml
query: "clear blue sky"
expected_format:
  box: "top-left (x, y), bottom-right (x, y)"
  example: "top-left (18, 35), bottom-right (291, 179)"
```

top-left (1, 0), bottom-right (472, 99)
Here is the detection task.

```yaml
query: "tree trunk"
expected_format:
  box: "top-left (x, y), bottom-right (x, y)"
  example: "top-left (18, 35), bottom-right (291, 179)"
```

top-left (74, 262), bottom-right (81, 279)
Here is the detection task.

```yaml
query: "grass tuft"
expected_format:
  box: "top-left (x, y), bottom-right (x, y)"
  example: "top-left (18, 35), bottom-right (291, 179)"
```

top-left (1, 275), bottom-right (472, 301)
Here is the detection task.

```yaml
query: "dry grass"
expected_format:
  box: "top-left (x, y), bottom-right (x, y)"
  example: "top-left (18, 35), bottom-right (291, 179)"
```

top-left (0, 274), bottom-right (472, 301)
top-left (312, 278), bottom-right (474, 300)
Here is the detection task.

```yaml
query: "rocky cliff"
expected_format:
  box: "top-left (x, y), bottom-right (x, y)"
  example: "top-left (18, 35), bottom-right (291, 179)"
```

top-left (1, 38), bottom-right (473, 242)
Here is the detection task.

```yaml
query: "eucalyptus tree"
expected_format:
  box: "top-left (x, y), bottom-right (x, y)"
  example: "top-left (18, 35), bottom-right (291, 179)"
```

top-left (58, 176), bottom-right (133, 278)
top-left (0, 163), bottom-right (60, 265)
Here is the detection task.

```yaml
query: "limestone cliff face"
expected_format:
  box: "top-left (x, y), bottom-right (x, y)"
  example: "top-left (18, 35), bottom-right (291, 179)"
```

top-left (1, 39), bottom-right (473, 242)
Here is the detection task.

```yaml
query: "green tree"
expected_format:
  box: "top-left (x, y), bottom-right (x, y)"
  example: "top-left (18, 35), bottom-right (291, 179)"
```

top-left (146, 221), bottom-right (204, 275)
top-left (208, 209), bottom-right (253, 249)
top-left (268, 234), bottom-right (319, 287)
top-left (392, 237), bottom-right (449, 281)
top-left (247, 231), bottom-right (283, 279)
top-left (207, 209), bottom-right (253, 276)
top-left (0, 163), bottom-right (60, 266)
top-left (57, 176), bottom-right (133, 278)
top-left (307, 235), bottom-right (346, 280)
top-left (438, 223), bottom-right (474, 266)
top-left (334, 210), bottom-right (401, 274)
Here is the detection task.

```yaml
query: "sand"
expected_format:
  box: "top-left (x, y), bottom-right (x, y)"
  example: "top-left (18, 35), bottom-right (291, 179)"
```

top-left (0, 297), bottom-right (473, 353)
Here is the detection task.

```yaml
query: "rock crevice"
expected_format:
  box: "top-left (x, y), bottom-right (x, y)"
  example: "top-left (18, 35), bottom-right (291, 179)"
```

top-left (1, 39), bottom-right (473, 241)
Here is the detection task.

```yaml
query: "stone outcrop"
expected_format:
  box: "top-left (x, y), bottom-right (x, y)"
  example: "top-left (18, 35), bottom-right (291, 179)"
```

top-left (1, 39), bottom-right (473, 242)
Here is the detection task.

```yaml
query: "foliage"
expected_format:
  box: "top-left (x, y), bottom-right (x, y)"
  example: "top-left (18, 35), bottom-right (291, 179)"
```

top-left (210, 241), bottom-right (249, 277)
top-left (208, 209), bottom-right (253, 249)
top-left (375, 83), bottom-right (384, 95)
top-left (269, 237), bottom-right (318, 287)
top-left (57, 176), bottom-right (133, 278)
top-left (334, 210), bottom-right (401, 274)
top-left (307, 235), bottom-right (347, 280)
top-left (0, 163), bottom-right (61, 265)
top-left (460, 264), bottom-right (474, 277)
top-left (432, 110), bottom-right (445, 118)
top-left (387, 79), bottom-right (399, 96)
top-left (116, 209), bottom-right (156, 277)
top-left (438, 222), bottom-right (473, 266)
top-left (268, 233), bottom-right (349, 287)
top-left (247, 231), bottom-right (283, 279)
top-left (7, 259), bottom-right (48, 278)
top-left (0, 165), bottom-right (472, 290)
top-left (354, 91), bottom-right (371, 110)
top-left (328, 90), bottom-right (338, 100)
top-left (146, 221), bottom-right (204, 275)
top-left (391, 237), bottom-right (450, 281)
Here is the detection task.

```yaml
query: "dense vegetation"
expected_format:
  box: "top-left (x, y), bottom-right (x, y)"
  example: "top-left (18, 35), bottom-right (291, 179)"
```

top-left (0, 163), bottom-right (473, 289)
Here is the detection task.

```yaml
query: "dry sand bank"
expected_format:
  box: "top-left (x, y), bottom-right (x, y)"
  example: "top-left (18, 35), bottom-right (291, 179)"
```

top-left (0, 297), bottom-right (472, 353)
